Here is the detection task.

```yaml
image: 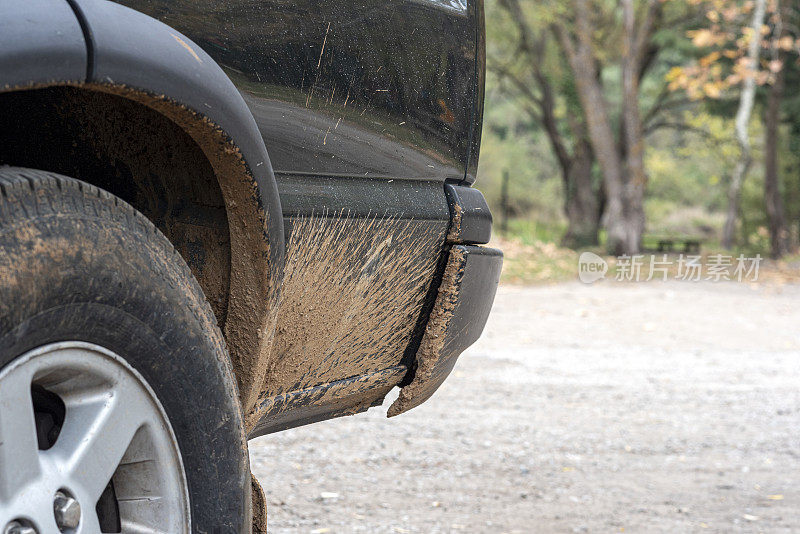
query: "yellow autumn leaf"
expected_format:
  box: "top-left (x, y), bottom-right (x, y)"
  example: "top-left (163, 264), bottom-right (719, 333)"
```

top-left (690, 29), bottom-right (716, 47)
top-left (768, 59), bottom-right (783, 73)
top-left (726, 73), bottom-right (742, 85)
top-left (703, 82), bottom-right (722, 98)
top-left (666, 66), bottom-right (684, 82)
top-left (700, 51), bottom-right (721, 67)
top-left (778, 36), bottom-right (794, 51)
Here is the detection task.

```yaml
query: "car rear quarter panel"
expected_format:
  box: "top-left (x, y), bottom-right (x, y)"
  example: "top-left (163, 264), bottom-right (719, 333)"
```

top-left (116, 0), bottom-right (481, 183)
top-left (110, 0), bottom-right (485, 430)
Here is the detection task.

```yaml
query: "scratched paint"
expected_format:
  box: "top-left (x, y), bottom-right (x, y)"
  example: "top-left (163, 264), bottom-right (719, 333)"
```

top-left (115, 0), bottom-right (481, 181)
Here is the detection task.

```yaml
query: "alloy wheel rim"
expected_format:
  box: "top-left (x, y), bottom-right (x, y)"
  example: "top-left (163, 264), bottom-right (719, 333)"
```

top-left (0, 342), bottom-right (189, 533)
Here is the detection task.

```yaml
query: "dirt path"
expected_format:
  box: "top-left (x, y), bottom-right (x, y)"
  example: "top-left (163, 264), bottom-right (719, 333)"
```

top-left (250, 281), bottom-right (800, 533)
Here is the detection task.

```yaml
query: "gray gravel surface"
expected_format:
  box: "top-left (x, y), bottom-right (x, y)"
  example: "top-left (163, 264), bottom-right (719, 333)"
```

top-left (250, 281), bottom-right (800, 533)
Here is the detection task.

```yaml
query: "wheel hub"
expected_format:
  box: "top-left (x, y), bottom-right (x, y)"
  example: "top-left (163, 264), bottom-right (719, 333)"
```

top-left (0, 342), bottom-right (190, 532)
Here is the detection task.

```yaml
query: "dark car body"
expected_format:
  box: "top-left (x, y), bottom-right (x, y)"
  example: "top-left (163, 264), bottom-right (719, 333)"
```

top-left (123, 0), bottom-right (486, 183)
top-left (0, 0), bottom-right (500, 437)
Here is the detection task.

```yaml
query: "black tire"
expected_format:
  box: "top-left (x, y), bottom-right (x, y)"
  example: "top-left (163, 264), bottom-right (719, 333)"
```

top-left (0, 167), bottom-right (250, 533)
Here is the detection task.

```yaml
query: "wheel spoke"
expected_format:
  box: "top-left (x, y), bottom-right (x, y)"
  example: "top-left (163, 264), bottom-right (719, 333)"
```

top-left (77, 511), bottom-right (102, 534)
top-left (0, 367), bottom-right (41, 499)
top-left (49, 383), bottom-right (146, 500)
top-left (1, 343), bottom-right (187, 531)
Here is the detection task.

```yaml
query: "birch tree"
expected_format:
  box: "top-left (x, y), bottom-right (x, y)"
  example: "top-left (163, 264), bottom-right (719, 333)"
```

top-left (722, 0), bottom-right (767, 248)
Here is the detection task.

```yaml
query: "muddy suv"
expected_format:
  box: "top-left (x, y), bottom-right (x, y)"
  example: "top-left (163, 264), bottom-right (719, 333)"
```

top-left (0, 0), bottom-right (500, 531)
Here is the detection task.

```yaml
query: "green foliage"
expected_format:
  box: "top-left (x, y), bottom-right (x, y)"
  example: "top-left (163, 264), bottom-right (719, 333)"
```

top-left (480, 0), bottom-right (799, 262)
top-left (478, 89), bottom-right (565, 226)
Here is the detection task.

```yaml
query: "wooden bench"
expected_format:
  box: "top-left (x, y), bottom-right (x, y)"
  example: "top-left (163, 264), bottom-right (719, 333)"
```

top-left (649, 238), bottom-right (703, 255)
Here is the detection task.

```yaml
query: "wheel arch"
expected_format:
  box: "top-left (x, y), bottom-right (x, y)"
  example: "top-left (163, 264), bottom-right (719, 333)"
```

top-left (0, 0), bottom-right (286, 415)
top-left (0, 0), bottom-right (87, 90)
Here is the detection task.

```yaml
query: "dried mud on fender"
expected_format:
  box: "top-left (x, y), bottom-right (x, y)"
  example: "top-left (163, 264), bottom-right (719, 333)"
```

top-left (81, 83), bottom-right (281, 417)
top-left (388, 246), bottom-right (465, 417)
top-left (246, 212), bottom-right (446, 427)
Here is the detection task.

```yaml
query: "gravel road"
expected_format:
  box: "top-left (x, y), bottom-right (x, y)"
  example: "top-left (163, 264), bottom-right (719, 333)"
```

top-left (250, 281), bottom-right (800, 533)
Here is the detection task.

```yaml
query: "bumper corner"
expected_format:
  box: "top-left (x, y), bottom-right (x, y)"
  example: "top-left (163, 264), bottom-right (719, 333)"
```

top-left (388, 244), bottom-right (502, 417)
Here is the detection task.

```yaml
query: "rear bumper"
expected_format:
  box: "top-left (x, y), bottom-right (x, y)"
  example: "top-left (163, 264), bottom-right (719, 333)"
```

top-left (388, 243), bottom-right (502, 417)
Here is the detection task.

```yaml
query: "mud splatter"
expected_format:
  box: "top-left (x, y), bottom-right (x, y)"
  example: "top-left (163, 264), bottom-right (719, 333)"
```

top-left (258, 365), bottom-right (405, 420)
top-left (246, 212), bottom-right (446, 427)
top-left (0, 83), bottom-right (280, 419)
top-left (76, 84), bottom-right (282, 420)
top-left (388, 246), bottom-right (465, 417)
top-left (446, 201), bottom-right (464, 243)
top-left (251, 474), bottom-right (267, 533)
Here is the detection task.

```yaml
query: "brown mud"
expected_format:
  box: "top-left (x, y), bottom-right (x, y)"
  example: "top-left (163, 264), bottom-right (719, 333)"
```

top-left (249, 213), bottom-right (446, 428)
top-left (388, 245), bottom-right (464, 417)
top-left (85, 83), bottom-right (280, 418)
top-left (0, 82), bottom-right (278, 419)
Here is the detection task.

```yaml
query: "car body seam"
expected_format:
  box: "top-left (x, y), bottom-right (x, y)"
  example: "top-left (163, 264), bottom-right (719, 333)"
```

top-left (63, 0), bottom-right (94, 81)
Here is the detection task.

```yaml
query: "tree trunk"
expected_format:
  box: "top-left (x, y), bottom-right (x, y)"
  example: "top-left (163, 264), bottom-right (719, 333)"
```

top-left (722, 0), bottom-right (767, 249)
top-left (554, 1), bottom-right (628, 255)
top-left (764, 12), bottom-right (791, 258)
top-left (722, 158), bottom-right (751, 248)
top-left (500, 169), bottom-right (510, 235)
top-left (621, 0), bottom-right (648, 254)
top-left (495, 0), bottom-right (601, 249)
top-left (561, 137), bottom-right (599, 248)
top-left (764, 64), bottom-right (789, 258)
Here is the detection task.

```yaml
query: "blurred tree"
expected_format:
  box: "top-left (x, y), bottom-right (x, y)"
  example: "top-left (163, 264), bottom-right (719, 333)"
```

top-left (669, 0), bottom-right (800, 256)
top-left (485, 0), bottom-right (800, 255)
top-left (491, 0), bottom-right (703, 254)
top-left (722, 0), bottom-right (767, 249)
top-left (551, 0), bottom-right (666, 254)
top-left (763, 0), bottom-right (791, 257)
top-left (491, 0), bottom-right (601, 248)
top-left (782, 51), bottom-right (800, 248)
top-left (490, 0), bottom-right (703, 253)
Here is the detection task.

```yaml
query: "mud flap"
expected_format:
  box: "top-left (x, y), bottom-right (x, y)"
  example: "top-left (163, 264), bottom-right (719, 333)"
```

top-left (389, 245), bottom-right (502, 417)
